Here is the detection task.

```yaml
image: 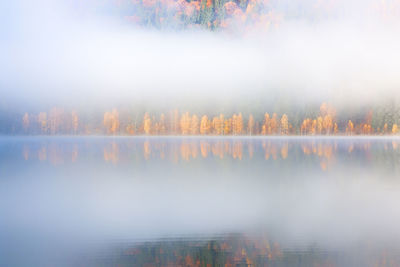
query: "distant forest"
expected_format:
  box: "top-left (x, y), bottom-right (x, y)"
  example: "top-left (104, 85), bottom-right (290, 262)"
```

top-left (1, 102), bottom-right (399, 135)
top-left (70, 0), bottom-right (399, 31)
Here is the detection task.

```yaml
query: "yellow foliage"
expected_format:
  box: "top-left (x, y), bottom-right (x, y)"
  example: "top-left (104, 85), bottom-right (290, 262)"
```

top-left (280, 114), bottom-right (289, 135)
top-left (393, 124), bottom-right (398, 134)
top-left (200, 115), bottom-right (210, 135)
top-left (247, 114), bottom-right (255, 135)
top-left (190, 114), bottom-right (199, 135)
top-left (143, 112), bottom-right (152, 135)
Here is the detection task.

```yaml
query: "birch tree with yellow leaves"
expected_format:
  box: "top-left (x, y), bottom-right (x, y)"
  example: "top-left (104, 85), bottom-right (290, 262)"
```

top-left (346, 120), bottom-right (354, 135)
top-left (200, 115), bottom-right (211, 135)
top-left (232, 113), bottom-right (244, 135)
top-left (393, 124), bottom-right (398, 134)
top-left (103, 109), bottom-right (120, 135)
top-left (143, 112), bottom-right (152, 135)
top-left (247, 114), bottom-right (255, 135)
top-left (261, 113), bottom-right (270, 135)
top-left (270, 113), bottom-right (279, 134)
top-left (224, 118), bottom-right (232, 135)
top-left (180, 112), bottom-right (191, 135)
top-left (235, 113), bottom-right (244, 135)
top-left (190, 115), bottom-right (199, 135)
top-left (212, 114), bottom-right (224, 135)
top-left (280, 114), bottom-right (289, 135)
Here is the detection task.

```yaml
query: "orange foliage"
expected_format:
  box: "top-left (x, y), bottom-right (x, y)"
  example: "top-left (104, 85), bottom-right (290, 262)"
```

top-left (200, 115), bottom-right (211, 135)
top-left (190, 115), bottom-right (199, 135)
top-left (104, 109), bottom-right (120, 135)
top-left (346, 120), bottom-right (354, 135)
top-left (393, 124), bottom-right (398, 134)
top-left (20, 103), bottom-right (393, 136)
top-left (143, 112), bottom-right (152, 135)
top-left (224, 1), bottom-right (238, 16)
top-left (180, 112), bottom-right (191, 135)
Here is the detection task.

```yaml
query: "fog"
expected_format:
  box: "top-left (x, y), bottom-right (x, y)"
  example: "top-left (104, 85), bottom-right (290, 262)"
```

top-left (2, 4), bottom-right (400, 264)
top-left (3, 166), bottom-right (400, 244)
top-left (1, 137), bottom-right (399, 242)
top-left (1, 137), bottom-right (400, 266)
top-left (1, 0), bottom-right (400, 112)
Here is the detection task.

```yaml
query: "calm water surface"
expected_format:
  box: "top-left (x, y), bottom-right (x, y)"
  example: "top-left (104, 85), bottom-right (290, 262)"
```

top-left (1, 137), bottom-right (400, 266)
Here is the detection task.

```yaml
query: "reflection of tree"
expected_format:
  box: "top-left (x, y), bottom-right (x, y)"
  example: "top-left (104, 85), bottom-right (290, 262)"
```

top-left (232, 141), bottom-right (243, 160)
top-left (21, 139), bottom-right (400, 172)
top-left (280, 142), bottom-right (288, 159)
top-left (143, 141), bottom-right (150, 160)
top-left (200, 140), bottom-right (210, 158)
top-left (101, 234), bottom-right (357, 267)
top-left (104, 142), bottom-right (119, 164)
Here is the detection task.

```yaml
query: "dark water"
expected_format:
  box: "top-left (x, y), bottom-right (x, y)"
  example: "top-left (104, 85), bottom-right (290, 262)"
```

top-left (1, 136), bottom-right (400, 266)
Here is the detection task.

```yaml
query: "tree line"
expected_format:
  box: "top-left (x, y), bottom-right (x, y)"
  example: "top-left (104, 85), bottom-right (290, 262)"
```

top-left (18, 103), bottom-right (400, 135)
top-left (76, 0), bottom-right (399, 31)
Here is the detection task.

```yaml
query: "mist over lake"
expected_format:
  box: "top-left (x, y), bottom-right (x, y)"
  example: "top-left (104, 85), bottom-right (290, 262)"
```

top-left (3, 0), bottom-right (400, 266)
top-left (1, 137), bottom-right (400, 266)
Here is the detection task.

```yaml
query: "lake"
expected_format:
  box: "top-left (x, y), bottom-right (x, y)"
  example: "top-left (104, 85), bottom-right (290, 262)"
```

top-left (1, 137), bottom-right (400, 266)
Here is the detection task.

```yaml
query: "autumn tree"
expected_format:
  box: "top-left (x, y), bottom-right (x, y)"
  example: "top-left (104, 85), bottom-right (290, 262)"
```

top-left (270, 113), bottom-right (278, 134)
top-left (218, 114), bottom-right (225, 134)
top-left (159, 113), bottom-right (166, 135)
top-left (300, 118), bottom-right (311, 135)
top-left (261, 113), bottom-right (270, 135)
top-left (393, 124), bottom-right (398, 134)
top-left (200, 115), bottom-right (211, 135)
top-left (212, 114), bottom-right (224, 135)
top-left (103, 109), bottom-right (120, 135)
top-left (224, 118), bottom-right (232, 135)
top-left (247, 114), bottom-right (255, 135)
top-left (334, 123), bottom-right (338, 134)
top-left (232, 113), bottom-right (243, 135)
top-left (143, 112), bottom-right (152, 135)
top-left (280, 114), bottom-right (289, 135)
top-left (180, 112), bottom-right (191, 135)
top-left (111, 109), bottom-right (120, 134)
top-left (170, 109), bottom-right (180, 135)
top-left (322, 115), bottom-right (333, 134)
top-left (317, 116), bottom-right (323, 135)
top-left (190, 114), bottom-right (199, 135)
top-left (125, 124), bottom-right (135, 135)
top-left (346, 120), bottom-right (354, 135)
top-left (311, 120), bottom-right (317, 135)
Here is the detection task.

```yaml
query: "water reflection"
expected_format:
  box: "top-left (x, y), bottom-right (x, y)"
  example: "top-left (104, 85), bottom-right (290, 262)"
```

top-left (94, 234), bottom-right (400, 267)
top-left (13, 137), bottom-right (400, 172)
top-left (2, 137), bottom-right (400, 266)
